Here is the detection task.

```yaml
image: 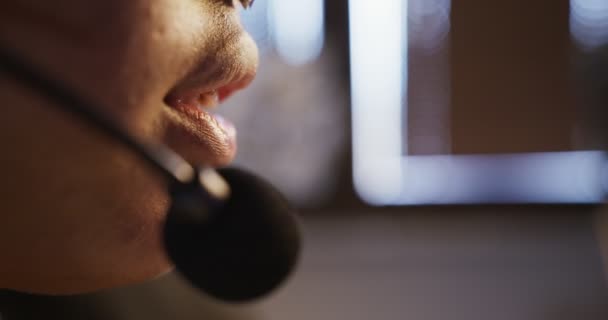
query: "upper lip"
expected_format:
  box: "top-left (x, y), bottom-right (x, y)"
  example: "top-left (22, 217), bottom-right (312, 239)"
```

top-left (164, 56), bottom-right (257, 110)
top-left (217, 71), bottom-right (256, 102)
top-left (158, 18), bottom-right (259, 166)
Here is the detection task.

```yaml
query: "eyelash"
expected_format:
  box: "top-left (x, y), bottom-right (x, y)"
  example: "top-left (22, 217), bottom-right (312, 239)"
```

top-left (239, 0), bottom-right (255, 9)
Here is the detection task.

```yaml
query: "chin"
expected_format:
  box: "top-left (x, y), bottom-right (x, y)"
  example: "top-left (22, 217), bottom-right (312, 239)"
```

top-left (6, 255), bottom-right (174, 296)
top-left (3, 207), bottom-right (175, 296)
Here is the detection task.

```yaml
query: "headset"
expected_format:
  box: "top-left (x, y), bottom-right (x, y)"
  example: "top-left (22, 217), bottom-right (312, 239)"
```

top-left (0, 46), bottom-right (300, 303)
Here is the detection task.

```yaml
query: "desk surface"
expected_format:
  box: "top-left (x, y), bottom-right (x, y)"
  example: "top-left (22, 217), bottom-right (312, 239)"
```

top-left (2, 208), bottom-right (608, 320)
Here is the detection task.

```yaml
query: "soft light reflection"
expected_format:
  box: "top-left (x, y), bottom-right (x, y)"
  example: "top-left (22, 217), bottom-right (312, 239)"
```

top-left (396, 152), bottom-right (606, 204)
top-left (239, 0), bottom-right (325, 64)
top-left (269, 0), bottom-right (325, 66)
top-left (406, 0), bottom-right (452, 155)
top-left (408, 0), bottom-right (451, 53)
top-left (239, 0), bottom-right (272, 53)
top-left (570, 0), bottom-right (608, 49)
top-left (349, 0), bottom-right (406, 204)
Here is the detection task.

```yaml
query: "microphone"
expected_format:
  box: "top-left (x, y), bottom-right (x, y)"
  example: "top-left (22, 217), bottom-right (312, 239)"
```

top-left (0, 47), bottom-right (300, 302)
top-left (165, 167), bottom-right (300, 302)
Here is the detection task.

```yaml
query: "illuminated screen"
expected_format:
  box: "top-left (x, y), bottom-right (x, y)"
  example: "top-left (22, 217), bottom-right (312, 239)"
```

top-left (349, 0), bottom-right (608, 204)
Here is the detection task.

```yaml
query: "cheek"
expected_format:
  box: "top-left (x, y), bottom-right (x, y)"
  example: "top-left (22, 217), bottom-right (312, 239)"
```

top-left (84, 157), bottom-right (173, 289)
top-left (0, 149), bottom-right (173, 294)
top-left (108, 168), bottom-right (171, 265)
top-left (0, 89), bottom-right (174, 294)
top-left (89, 0), bottom-right (211, 124)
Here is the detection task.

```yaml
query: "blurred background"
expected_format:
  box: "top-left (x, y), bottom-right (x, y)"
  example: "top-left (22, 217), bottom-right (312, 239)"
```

top-left (222, 0), bottom-right (608, 207)
top-left (4, 0), bottom-right (608, 319)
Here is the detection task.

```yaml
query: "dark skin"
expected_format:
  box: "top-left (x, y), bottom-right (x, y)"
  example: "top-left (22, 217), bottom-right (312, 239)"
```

top-left (0, 0), bottom-right (258, 294)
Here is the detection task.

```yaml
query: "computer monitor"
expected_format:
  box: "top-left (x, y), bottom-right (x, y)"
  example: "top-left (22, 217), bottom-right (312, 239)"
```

top-left (349, 0), bottom-right (608, 205)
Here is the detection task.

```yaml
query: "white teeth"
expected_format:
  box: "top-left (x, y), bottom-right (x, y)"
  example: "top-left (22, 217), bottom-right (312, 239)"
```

top-left (195, 90), bottom-right (219, 111)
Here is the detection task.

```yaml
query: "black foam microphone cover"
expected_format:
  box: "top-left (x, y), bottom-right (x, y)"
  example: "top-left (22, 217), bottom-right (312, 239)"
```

top-left (163, 168), bottom-right (300, 302)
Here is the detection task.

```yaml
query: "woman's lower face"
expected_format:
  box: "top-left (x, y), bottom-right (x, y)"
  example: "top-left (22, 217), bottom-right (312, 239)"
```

top-left (0, 0), bottom-right (258, 294)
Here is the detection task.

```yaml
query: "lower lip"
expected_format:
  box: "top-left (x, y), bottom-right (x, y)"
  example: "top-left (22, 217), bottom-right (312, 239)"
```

top-left (163, 103), bottom-right (238, 166)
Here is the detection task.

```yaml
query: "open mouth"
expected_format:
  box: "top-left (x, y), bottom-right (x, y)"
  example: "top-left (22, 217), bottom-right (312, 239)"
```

top-left (160, 16), bottom-right (259, 167)
top-left (166, 88), bottom-right (236, 141)
top-left (161, 73), bottom-right (254, 167)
